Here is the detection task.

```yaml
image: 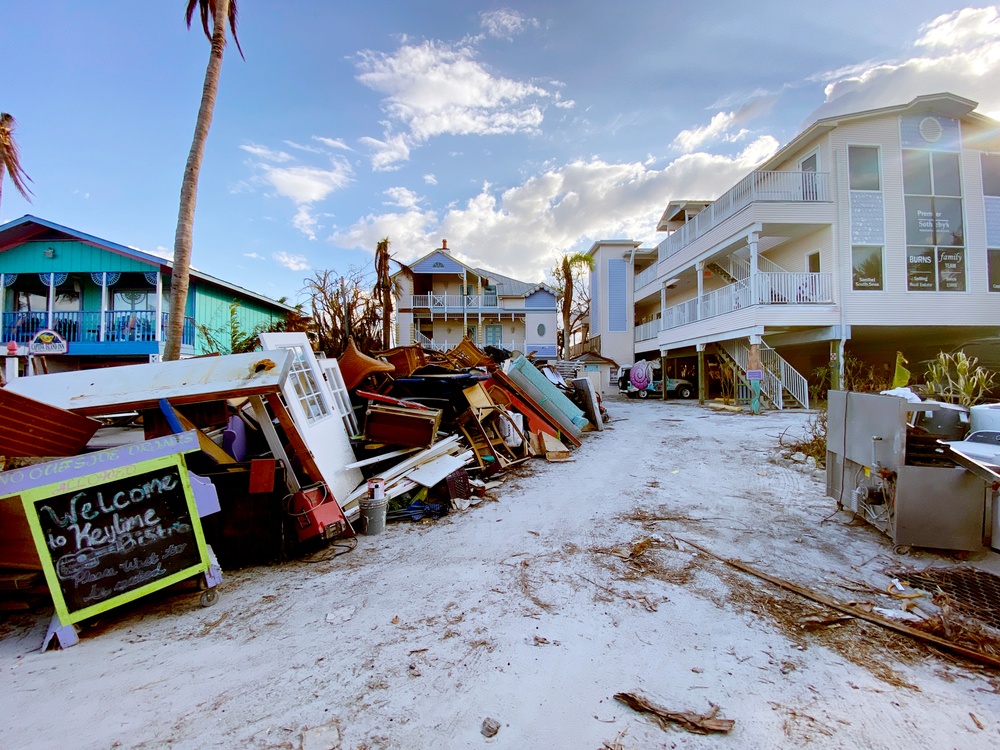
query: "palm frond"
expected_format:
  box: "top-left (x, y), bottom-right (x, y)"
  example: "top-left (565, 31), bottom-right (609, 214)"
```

top-left (185, 0), bottom-right (244, 60)
top-left (0, 113), bottom-right (34, 201)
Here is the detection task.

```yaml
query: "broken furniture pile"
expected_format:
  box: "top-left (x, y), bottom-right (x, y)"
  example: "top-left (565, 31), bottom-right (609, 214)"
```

top-left (0, 335), bottom-right (607, 642)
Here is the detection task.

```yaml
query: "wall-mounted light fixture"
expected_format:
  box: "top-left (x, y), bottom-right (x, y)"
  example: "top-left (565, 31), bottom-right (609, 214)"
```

top-left (44, 247), bottom-right (56, 259)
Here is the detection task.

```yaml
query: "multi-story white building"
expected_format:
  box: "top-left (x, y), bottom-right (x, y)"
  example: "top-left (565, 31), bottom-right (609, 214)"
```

top-left (588, 93), bottom-right (1000, 408)
top-left (393, 240), bottom-right (559, 358)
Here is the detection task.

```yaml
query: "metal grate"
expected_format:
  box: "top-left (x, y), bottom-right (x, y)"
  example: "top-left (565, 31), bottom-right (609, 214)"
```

top-left (902, 567), bottom-right (1000, 631)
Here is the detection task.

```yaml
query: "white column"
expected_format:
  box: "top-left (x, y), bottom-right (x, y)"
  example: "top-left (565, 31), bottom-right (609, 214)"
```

top-left (696, 261), bottom-right (705, 320)
top-left (155, 272), bottom-right (163, 342)
top-left (749, 234), bottom-right (759, 305)
top-left (47, 274), bottom-right (55, 329)
top-left (100, 273), bottom-right (108, 341)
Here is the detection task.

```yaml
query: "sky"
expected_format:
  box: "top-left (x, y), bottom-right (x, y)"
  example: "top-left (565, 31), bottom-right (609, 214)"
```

top-left (2, 1), bottom-right (999, 305)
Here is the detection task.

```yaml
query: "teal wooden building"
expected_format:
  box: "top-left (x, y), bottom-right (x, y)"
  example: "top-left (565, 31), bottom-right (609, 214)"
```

top-left (0, 215), bottom-right (296, 370)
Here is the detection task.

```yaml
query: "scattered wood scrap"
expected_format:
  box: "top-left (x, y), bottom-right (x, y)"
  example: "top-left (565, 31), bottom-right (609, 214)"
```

top-left (675, 536), bottom-right (1000, 671)
top-left (614, 692), bottom-right (735, 735)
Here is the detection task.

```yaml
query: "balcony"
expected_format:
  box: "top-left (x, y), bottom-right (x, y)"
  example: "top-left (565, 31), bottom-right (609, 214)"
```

top-left (658, 170), bottom-right (830, 263)
top-left (660, 271), bottom-right (834, 331)
top-left (3, 310), bottom-right (195, 351)
top-left (635, 320), bottom-right (661, 343)
top-left (634, 264), bottom-right (659, 292)
top-left (410, 294), bottom-right (499, 310)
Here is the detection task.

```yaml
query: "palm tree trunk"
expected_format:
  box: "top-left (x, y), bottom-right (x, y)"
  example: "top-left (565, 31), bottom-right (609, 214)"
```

top-left (163, 0), bottom-right (230, 360)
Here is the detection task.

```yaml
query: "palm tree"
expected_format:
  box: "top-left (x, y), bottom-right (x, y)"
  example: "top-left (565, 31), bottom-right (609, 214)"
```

top-left (373, 237), bottom-right (394, 350)
top-left (0, 112), bottom-right (33, 214)
top-left (163, 0), bottom-right (243, 360)
top-left (556, 251), bottom-right (595, 359)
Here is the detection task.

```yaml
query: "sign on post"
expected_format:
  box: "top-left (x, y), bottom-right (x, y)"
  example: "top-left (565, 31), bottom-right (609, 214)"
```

top-left (0, 431), bottom-right (209, 625)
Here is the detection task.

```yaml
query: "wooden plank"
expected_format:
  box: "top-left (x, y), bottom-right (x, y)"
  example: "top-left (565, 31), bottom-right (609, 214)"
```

top-left (407, 452), bottom-right (472, 487)
top-left (0, 388), bottom-right (100, 457)
top-left (248, 458), bottom-right (277, 494)
top-left (248, 395), bottom-right (300, 495)
top-left (265, 393), bottom-right (326, 487)
top-left (344, 446), bottom-right (421, 469)
top-left (678, 537), bottom-right (1000, 671)
top-left (488, 371), bottom-right (581, 447)
top-left (4, 350), bottom-right (293, 416)
top-left (159, 399), bottom-right (235, 465)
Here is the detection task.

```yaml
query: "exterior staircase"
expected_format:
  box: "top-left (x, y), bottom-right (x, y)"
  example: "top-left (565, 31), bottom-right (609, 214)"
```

top-left (706, 261), bottom-right (739, 284)
top-left (713, 339), bottom-right (809, 410)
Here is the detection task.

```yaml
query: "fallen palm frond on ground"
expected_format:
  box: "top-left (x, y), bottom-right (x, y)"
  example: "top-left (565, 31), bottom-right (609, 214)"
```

top-left (614, 692), bottom-right (734, 734)
top-left (676, 537), bottom-right (1000, 671)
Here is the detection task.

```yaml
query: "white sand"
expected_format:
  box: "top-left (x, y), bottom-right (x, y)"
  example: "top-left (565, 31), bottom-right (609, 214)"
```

top-left (2, 397), bottom-right (999, 749)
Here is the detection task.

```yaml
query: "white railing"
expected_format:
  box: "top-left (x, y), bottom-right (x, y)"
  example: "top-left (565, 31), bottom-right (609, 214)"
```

top-left (660, 272), bottom-right (832, 331)
top-left (634, 319), bottom-right (661, 342)
top-left (759, 344), bottom-right (809, 410)
top-left (721, 339), bottom-right (783, 410)
top-left (756, 272), bottom-right (832, 304)
top-left (699, 279), bottom-right (751, 319)
top-left (411, 294), bottom-right (499, 309)
top-left (416, 338), bottom-right (527, 353)
top-left (634, 264), bottom-right (659, 291)
top-left (658, 170), bottom-right (830, 263)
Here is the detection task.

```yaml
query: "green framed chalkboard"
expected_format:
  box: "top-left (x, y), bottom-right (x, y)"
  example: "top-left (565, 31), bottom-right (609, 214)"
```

top-left (5, 432), bottom-right (210, 625)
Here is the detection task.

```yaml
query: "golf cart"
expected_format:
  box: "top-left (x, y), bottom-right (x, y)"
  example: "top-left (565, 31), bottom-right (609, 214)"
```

top-left (622, 360), bottom-right (695, 399)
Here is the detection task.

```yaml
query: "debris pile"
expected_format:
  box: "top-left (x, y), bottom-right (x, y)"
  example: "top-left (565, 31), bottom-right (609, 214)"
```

top-left (0, 334), bottom-right (608, 646)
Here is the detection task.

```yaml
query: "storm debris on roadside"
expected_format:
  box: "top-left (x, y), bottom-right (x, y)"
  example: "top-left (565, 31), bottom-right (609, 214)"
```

top-left (0, 335), bottom-right (609, 647)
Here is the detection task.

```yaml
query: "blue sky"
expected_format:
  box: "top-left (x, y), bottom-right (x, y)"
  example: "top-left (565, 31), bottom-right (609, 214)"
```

top-left (2, 2), bottom-right (999, 305)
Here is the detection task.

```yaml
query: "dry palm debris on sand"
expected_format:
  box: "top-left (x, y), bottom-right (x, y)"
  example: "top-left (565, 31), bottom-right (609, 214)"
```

top-left (614, 691), bottom-right (735, 734)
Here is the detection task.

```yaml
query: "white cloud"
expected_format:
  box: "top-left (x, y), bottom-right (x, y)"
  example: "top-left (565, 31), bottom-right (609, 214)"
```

top-left (672, 111), bottom-right (751, 153)
top-left (312, 136), bottom-right (353, 151)
top-left (359, 134), bottom-right (411, 172)
top-left (480, 9), bottom-right (539, 40)
top-left (264, 162), bottom-right (353, 204)
top-left (273, 250), bottom-right (310, 272)
top-left (384, 186), bottom-right (421, 208)
top-left (243, 252), bottom-right (264, 260)
top-left (423, 173), bottom-right (438, 185)
top-left (329, 138), bottom-right (776, 282)
top-left (807, 5), bottom-right (1000, 123)
top-left (354, 40), bottom-right (550, 168)
top-left (240, 143), bottom-right (294, 163)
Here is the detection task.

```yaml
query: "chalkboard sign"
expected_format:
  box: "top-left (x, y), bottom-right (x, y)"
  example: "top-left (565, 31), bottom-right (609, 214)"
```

top-left (1, 431), bottom-right (209, 625)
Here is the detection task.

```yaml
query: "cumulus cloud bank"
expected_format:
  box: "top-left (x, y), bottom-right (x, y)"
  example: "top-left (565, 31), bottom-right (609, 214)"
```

top-left (806, 5), bottom-right (1000, 123)
top-left (354, 39), bottom-right (549, 169)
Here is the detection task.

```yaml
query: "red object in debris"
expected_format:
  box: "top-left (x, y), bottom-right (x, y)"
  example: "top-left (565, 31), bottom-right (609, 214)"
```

top-left (356, 389), bottom-right (431, 410)
top-left (289, 485), bottom-right (352, 542)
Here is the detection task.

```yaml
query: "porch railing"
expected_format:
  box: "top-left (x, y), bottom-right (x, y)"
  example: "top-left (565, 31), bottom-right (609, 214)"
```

top-left (411, 294), bottom-right (500, 309)
top-left (634, 319), bottom-right (661, 342)
top-left (2, 310), bottom-right (194, 347)
top-left (660, 272), bottom-right (832, 331)
top-left (634, 264), bottom-right (658, 291)
top-left (658, 170), bottom-right (830, 263)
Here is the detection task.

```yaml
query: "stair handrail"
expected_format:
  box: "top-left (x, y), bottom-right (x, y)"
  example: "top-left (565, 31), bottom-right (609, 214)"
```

top-left (759, 343), bottom-right (809, 409)
top-left (720, 339), bottom-right (783, 410)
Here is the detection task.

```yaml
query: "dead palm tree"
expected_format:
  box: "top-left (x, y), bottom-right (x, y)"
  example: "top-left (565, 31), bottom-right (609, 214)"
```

top-left (163, 0), bottom-right (243, 360)
top-left (0, 113), bottom-right (33, 214)
top-left (557, 251), bottom-right (595, 359)
top-left (373, 237), bottom-right (394, 349)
